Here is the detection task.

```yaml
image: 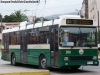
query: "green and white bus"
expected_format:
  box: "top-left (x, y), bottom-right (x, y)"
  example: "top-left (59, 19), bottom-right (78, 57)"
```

top-left (1, 15), bottom-right (99, 69)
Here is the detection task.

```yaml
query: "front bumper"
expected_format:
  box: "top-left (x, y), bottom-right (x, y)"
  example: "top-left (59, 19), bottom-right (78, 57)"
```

top-left (59, 60), bottom-right (99, 68)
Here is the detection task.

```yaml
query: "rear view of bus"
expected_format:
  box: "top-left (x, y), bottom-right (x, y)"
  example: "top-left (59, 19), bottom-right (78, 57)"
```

top-left (57, 15), bottom-right (99, 69)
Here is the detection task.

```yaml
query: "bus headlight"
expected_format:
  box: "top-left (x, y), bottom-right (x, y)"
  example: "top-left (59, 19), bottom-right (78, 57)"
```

top-left (64, 57), bottom-right (68, 61)
top-left (93, 56), bottom-right (97, 60)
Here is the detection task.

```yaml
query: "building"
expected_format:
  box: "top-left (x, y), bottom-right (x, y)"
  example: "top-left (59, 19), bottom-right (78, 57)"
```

top-left (88, 0), bottom-right (97, 19)
top-left (0, 16), bottom-right (34, 41)
top-left (79, 0), bottom-right (89, 18)
top-left (0, 22), bottom-right (20, 40)
top-left (88, 0), bottom-right (100, 28)
top-left (0, 22), bottom-right (5, 41)
top-left (27, 16), bottom-right (33, 22)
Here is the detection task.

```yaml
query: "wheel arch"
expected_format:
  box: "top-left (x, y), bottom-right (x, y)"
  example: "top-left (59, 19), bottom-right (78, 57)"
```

top-left (39, 53), bottom-right (46, 60)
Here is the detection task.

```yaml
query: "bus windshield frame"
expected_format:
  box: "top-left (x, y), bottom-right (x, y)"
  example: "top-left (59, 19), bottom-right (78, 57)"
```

top-left (59, 26), bottom-right (97, 47)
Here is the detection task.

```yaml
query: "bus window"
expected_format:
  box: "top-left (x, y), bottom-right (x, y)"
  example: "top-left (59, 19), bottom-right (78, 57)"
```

top-left (28, 29), bottom-right (37, 44)
top-left (60, 27), bottom-right (97, 47)
top-left (39, 27), bottom-right (49, 44)
top-left (29, 29), bottom-right (33, 44)
top-left (16, 31), bottom-right (20, 45)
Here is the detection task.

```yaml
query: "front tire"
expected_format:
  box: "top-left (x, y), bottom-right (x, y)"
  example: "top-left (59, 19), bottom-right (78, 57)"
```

top-left (39, 55), bottom-right (47, 69)
top-left (11, 54), bottom-right (17, 66)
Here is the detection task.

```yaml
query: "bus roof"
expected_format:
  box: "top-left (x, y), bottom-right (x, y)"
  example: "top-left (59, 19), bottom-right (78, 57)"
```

top-left (59, 15), bottom-right (81, 19)
top-left (2, 19), bottom-right (61, 33)
top-left (2, 15), bottom-right (94, 33)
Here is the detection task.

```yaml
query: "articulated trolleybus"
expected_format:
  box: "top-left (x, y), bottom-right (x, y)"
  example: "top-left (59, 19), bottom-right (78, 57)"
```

top-left (1, 15), bottom-right (99, 69)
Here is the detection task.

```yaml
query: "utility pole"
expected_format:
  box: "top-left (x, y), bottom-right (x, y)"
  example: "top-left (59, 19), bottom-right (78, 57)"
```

top-left (0, 13), bottom-right (2, 33)
top-left (98, 11), bottom-right (99, 31)
top-left (0, 13), bottom-right (2, 25)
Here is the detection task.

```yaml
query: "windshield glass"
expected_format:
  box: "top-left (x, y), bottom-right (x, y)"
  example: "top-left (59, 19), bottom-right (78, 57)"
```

top-left (59, 27), bottom-right (97, 47)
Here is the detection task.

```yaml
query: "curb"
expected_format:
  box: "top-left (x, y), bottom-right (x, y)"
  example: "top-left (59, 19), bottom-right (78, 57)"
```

top-left (0, 70), bottom-right (50, 75)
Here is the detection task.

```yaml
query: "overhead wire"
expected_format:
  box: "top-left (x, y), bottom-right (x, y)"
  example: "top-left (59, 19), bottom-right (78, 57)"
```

top-left (35, 4), bottom-right (81, 17)
top-left (20, 0), bottom-right (40, 10)
top-left (34, 1), bottom-right (40, 17)
top-left (26, 1), bottom-right (45, 10)
top-left (0, 4), bottom-right (81, 11)
top-left (0, 3), bottom-right (81, 18)
top-left (41, 0), bottom-right (46, 17)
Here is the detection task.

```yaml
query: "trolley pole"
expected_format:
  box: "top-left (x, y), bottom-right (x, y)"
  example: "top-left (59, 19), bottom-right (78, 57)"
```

top-left (33, 16), bottom-right (36, 28)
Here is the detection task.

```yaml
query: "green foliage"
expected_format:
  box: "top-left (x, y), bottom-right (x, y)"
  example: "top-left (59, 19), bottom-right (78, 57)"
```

top-left (2, 11), bottom-right (27, 22)
top-left (1, 11), bottom-right (49, 22)
top-left (35, 17), bottom-right (49, 23)
top-left (35, 18), bottom-right (41, 23)
top-left (0, 14), bottom-right (2, 20)
top-left (11, 11), bottom-right (27, 22)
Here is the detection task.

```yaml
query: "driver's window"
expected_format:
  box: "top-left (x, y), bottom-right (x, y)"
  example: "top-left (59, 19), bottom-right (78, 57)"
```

top-left (61, 30), bottom-right (69, 43)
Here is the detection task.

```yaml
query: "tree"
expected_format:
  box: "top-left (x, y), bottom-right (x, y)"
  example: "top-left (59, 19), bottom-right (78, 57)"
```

top-left (34, 17), bottom-right (49, 23)
top-left (2, 15), bottom-right (11, 22)
top-left (11, 10), bottom-right (27, 22)
top-left (35, 18), bottom-right (41, 23)
top-left (2, 11), bottom-right (27, 22)
top-left (2, 11), bottom-right (49, 22)
top-left (43, 18), bottom-right (49, 21)
top-left (0, 14), bottom-right (2, 21)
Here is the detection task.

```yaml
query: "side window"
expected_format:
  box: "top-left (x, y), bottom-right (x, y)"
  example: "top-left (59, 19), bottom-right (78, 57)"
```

top-left (16, 31), bottom-right (20, 45)
top-left (2, 34), bottom-right (5, 45)
top-left (4, 34), bottom-right (6, 50)
top-left (39, 27), bottom-right (49, 44)
top-left (36, 29), bottom-right (39, 44)
top-left (55, 28), bottom-right (58, 45)
top-left (29, 29), bottom-right (39, 44)
top-left (9, 33), bottom-right (12, 45)
top-left (29, 29), bottom-right (36, 44)
top-left (10, 32), bottom-right (13, 45)
top-left (10, 32), bottom-right (16, 45)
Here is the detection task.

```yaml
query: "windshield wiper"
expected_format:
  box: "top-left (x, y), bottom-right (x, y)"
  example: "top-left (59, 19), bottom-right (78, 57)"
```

top-left (86, 43), bottom-right (92, 48)
top-left (79, 28), bottom-right (83, 47)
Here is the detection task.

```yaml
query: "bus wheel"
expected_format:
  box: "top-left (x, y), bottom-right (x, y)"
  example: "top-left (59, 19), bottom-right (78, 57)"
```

top-left (11, 54), bottom-right (17, 66)
top-left (70, 66), bottom-right (81, 70)
top-left (39, 55), bottom-right (47, 69)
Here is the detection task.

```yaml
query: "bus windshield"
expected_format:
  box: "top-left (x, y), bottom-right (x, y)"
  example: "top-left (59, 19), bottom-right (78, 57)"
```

top-left (59, 27), bottom-right (97, 47)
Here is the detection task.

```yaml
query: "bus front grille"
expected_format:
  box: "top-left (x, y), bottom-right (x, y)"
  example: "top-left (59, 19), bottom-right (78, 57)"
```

top-left (69, 56), bottom-right (93, 61)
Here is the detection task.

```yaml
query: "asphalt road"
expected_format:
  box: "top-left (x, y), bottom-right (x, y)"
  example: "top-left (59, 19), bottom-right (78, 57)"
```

top-left (0, 52), bottom-right (100, 75)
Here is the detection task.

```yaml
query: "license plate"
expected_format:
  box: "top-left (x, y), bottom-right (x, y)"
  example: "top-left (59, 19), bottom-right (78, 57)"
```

top-left (87, 61), bottom-right (93, 64)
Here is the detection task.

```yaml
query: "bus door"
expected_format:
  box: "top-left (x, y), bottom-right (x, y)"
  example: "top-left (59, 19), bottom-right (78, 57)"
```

top-left (3, 33), bottom-right (9, 61)
top-left (20, 30), bottom-right (27, 63)
top-left (50, 25), bottom-right (58, 67)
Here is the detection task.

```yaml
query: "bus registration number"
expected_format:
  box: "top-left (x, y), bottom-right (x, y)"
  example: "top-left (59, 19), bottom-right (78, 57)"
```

top-left (66, 50), bottom-right (71, 54)
top-left (87, 61), bottom-right (93, 64)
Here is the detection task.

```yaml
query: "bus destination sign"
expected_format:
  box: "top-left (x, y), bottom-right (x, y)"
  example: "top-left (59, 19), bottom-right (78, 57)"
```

top-left (66, 19), bottom-right (93, 25)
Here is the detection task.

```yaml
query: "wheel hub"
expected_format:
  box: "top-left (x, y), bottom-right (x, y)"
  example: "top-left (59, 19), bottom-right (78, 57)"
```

top-left (41, 58), bottom-right (46, 68)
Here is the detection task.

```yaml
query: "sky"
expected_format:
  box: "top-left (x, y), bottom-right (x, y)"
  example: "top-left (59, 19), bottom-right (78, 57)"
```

top-left (0, 0), bottom-right (83, 17)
